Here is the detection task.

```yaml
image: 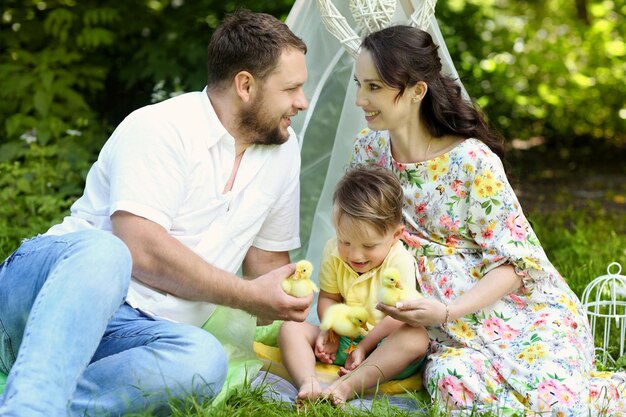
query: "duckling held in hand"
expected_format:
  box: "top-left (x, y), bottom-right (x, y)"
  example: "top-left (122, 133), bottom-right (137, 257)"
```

top-left (320, 303), bottom-right (369, 354)
top-left (281, 260), bottom-right (318, 297)
top-left (378, 267), bottom-right (422, 306)
top-left (378, 267), bottom-right (405, 306)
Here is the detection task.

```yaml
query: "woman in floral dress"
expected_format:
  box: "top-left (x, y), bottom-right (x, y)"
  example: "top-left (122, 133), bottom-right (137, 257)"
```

top-left (349, 25), bottom-right (625, 416)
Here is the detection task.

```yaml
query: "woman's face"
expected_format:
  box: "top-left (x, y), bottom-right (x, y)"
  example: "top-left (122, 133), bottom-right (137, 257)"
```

top-left (354, 50), bottom-right (413, 131)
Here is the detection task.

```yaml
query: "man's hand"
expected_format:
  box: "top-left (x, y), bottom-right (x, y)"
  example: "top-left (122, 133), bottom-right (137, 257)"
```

top-left (244, 263), bottom-right (313, 322)
top-left (112, 211), bottom-right (312, 321)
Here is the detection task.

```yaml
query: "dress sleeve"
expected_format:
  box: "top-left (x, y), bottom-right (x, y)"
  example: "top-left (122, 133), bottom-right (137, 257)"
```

top-left (465, 148), bottom-right (560, 290)
top-left (349, 128), bottom-right (376, 166)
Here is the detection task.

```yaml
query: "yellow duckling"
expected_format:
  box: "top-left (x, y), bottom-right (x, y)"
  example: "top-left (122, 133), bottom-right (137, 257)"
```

top-left (320, 303), bottom-right (369, 354)
top-left (378, 267), bottom-right (422, 306)
top-left (378, 267), bottom-right (404, 306)
top-left (281, 260), bottom-right (318, 297)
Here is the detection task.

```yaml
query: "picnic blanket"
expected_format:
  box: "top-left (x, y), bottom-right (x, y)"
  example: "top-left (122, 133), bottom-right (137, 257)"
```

top-left (253, 320), bottom-right (423, 395)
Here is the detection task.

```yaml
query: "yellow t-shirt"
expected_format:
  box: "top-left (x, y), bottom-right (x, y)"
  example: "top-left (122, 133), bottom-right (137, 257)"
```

top-left (319, 237), bottom-right (419, 326)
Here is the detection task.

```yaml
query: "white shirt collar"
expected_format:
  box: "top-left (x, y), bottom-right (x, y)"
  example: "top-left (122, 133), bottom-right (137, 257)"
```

top-left (200, 86), bottom-right (232, 149)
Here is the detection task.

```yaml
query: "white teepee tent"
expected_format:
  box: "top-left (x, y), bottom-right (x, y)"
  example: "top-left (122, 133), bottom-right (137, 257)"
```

top-left (285, 0), bottom-right (465, 323)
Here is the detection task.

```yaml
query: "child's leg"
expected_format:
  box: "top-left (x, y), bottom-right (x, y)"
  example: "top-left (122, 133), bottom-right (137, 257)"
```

top-left (323, 324), bottom-right (429, 405)
top-left (278, 321), bottom-right (324, 401)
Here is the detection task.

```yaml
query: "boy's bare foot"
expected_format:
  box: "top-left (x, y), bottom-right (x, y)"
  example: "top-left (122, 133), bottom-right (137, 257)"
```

top-left (321, 378), bottom-right (355, 407)
top-left (326, 393), bottom-right (347, 408)
top-left (296, 377), bottom-right (323, 402)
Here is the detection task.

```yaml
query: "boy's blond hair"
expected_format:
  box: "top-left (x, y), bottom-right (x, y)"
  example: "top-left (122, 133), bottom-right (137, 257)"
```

top-left (332, 165), bottom-right (404, 238)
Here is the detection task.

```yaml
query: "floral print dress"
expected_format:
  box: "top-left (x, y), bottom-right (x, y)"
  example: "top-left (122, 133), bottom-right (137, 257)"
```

top-left (351, 128), bottom-right (626, 416)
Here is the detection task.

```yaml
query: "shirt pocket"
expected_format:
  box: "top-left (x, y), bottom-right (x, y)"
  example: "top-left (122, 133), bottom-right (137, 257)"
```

top-left (230, 188), bottom-right (275, 250)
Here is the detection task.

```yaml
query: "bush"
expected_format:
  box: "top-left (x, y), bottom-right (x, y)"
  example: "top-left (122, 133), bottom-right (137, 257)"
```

top-left (0, 140), bottom-right (93, 256)
top-left (437, 0), bottom-right (626, 145)
top-left (0, 1), bottom-right (294, 259)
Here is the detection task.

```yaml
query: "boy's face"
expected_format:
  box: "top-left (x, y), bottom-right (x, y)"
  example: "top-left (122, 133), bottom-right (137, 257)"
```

top-left (336, 222), bottom-right (404, 274)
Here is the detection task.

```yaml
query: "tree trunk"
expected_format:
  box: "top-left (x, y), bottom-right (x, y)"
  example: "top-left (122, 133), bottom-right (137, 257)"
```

top-left (575, 0), bottom-right (590, 25)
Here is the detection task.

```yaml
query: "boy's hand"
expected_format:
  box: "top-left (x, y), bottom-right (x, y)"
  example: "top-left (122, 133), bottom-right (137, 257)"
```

top-left (338, 344), bottom-right (365, 376)
top-left (314, 329), bottom-right (338, 364)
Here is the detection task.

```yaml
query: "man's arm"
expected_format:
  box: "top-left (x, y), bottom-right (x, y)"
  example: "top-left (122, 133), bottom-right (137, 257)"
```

top-left (242, 246), bottom-right (290, 279)
top-left (112, 210), bottom-right (311, 321)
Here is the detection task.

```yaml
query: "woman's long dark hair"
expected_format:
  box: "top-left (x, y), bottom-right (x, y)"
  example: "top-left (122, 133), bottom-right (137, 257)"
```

top-left (361, 25), bottom-right (505, 159)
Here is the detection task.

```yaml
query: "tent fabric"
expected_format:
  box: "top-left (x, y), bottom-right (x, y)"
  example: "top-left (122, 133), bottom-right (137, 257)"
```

top-left (286, 0), bottom-right (465, 323)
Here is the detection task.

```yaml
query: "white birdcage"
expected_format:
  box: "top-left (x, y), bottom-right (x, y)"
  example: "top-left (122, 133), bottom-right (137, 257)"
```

top-left (581, 262), bottom-right (626, 366)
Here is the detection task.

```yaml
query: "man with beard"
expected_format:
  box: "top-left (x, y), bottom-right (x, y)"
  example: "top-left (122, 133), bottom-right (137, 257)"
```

top-left (0, 10), bottom-right (311, 417)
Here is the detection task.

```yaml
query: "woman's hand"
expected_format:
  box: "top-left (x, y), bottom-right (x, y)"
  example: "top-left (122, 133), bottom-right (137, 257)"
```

top-left (376, 265), bottom-right (523, 326)
top-left (376, 298), bottom-right (448, 327)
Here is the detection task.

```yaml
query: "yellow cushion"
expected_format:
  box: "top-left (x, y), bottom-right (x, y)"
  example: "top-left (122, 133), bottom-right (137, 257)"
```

top-left (253, 341), bottom-right (423, 394)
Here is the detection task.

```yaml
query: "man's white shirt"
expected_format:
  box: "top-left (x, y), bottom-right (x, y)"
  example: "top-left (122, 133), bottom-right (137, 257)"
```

top-left (47, 88), bottom-right (301, 326)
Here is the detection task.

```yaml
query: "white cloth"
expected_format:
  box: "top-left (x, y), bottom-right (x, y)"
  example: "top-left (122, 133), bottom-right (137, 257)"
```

top-left (47, 88), bottom-right (301, 326)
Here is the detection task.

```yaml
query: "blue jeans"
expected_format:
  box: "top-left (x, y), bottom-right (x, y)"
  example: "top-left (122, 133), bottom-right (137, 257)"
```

top-left (0, 230), bottom-right (227, 416)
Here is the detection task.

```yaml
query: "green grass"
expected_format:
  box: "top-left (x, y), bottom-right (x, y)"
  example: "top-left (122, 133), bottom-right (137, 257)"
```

top-left (127, 380), bottom-right (513, 417)
top-left (529, 202), bottom-right (626, 299)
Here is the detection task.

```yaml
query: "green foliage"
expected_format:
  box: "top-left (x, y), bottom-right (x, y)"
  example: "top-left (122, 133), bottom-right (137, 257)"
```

top-left (0, 0), bottom-right (295, 257)
top-left (0, 139), bottom-right (93, 257)
top-left (437, 0), bottom-right (626, 145)
top-left (616, 354), bottom-right (626, 370)
top-left (1, 1), bottom-right (120, 256)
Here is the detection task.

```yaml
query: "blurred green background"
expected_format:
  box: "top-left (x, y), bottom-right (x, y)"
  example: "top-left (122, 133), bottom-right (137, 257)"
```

top-left (1, 0), bottom-right (625, 271)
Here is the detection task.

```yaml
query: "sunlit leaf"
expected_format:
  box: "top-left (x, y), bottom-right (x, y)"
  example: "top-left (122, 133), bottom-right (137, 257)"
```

top-left (606, 40), bottom-right (626, 57)
top-left (571, 73), bottom-right (595, 88)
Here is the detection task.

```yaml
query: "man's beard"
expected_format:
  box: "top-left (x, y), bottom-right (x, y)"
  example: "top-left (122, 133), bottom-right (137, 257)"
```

top-left (237, 96), bottom-right (288, 146)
